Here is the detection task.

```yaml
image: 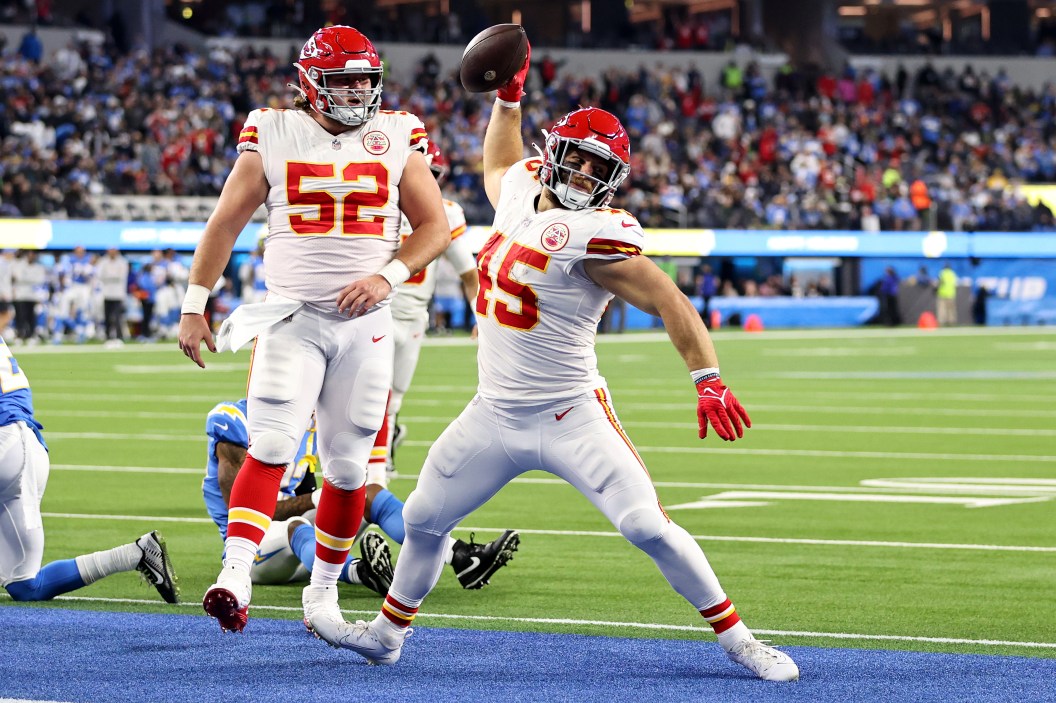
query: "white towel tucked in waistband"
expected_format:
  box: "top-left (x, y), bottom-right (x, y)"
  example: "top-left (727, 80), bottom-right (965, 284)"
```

top-left (216, 293), bottom-right (304, 353)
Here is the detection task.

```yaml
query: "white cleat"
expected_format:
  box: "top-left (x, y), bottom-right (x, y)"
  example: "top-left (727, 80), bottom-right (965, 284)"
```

top-left (203, 566), bottom-right (252, 633)
top-left (334, 620), bottom-right (412, 665)
top-left (725, 638), bottom-right (800, 682)
top-left (302, 584), bottom-right (348, 645)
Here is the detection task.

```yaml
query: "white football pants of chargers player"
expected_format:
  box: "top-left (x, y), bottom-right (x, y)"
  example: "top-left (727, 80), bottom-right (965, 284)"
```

top-left (0, 422), bottom-right (50, 586)
top-left (247, 517), bottom-right (311, 584)
top-left (389, 389), bottom-right (728, 609)
top-left (245, 305), bottom-right (393, 492)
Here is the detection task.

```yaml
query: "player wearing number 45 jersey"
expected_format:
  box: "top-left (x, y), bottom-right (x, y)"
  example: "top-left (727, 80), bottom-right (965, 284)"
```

top-left (177, 24), bottom-right (450, 635)
top-left (331, 35), bottom-right (799, 682)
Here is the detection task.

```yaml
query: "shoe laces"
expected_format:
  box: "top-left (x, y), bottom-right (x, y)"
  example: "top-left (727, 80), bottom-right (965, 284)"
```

top-left (732, 638), bottom-right (784, 662)
top-left (352, 620), bottom-right (413, 647)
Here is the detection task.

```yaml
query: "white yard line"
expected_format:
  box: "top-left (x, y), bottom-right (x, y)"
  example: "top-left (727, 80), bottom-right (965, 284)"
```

top-left (38, 511), bottom-right (1056, 552)
top-left (397, 440), bottom-right (1055, 463)
top-left (39, 430), bottom-right (1056, 461)
top-left (393, 416), bottom-right (1056, 437)
top-left (3, 593), bottom-right (1054, 650)
top-left (52, 464), bottom-right (203, 474)
top-left (46, 432), bottom-right (203, 441)
top-left (46, 465), bottom-right (1056, 496)
top-left (625, 402), bottom-right (1056, 418)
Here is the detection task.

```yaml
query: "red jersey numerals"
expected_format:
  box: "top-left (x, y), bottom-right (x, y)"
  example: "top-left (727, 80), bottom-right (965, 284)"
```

top-left (286, 162), bottom-right (390, 236)
top-left (475, 232), bottom-right (551, 330)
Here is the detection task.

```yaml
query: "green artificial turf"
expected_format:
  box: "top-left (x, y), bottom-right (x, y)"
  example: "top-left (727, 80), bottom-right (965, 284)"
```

top-left (5, 326), bottom-right (1054, 659)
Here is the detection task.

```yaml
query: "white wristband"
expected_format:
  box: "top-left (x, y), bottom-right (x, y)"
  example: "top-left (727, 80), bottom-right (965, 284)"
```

top-left (691, 367), bottom-right (721, 385)
top-left (495, 97), bottom-right (520, 109)
top-left (181, 284), bottom-right (211, 315)
top-left (377, 259), bottom-right (411, 288)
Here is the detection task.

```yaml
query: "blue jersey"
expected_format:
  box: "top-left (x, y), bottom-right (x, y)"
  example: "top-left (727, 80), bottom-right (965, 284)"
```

top-left (202, 399), bottom-right (316, 541)
top-left (58, 253), bottom-right (95, 285)
top-left (0, 337), bottom-right (45, 450)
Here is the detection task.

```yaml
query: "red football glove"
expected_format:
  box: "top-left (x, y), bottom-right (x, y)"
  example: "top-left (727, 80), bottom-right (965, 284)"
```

top-left (696, 378), bottom-right (751, 441)
top-left (496, 38), bottom-right (531, 103)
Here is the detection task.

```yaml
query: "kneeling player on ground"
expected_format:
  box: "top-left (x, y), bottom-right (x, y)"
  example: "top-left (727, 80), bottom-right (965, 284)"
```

top-left (203, 400), bottom-right (394, 618)
top-left (207, 399), bottom-right (520, 595)
top-left (0, 336), bottom-right (178, 603)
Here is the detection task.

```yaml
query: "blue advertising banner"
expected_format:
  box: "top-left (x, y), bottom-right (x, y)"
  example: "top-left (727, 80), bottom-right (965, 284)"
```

top-left (861, 257), bottom-right (1056, 325)
top-left (0, 220), bottom-right (266, 252)
top-left (0, 219), bottom-right (1032, 258)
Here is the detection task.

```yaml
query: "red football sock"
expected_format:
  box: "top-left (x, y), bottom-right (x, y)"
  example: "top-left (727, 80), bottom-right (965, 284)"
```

top-left (313, 479), bottom-right (366, 574)
top-left (368, 393), bottom-right (392, 474)
top-left (700, 598), bottom-right (741, 634)
top-left (226, 454), bottom-right (286, 545)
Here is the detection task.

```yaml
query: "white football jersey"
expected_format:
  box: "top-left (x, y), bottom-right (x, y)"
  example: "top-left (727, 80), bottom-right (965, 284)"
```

top-left (237, 108), bottom-right (429, 312)
top-left (390, 198), bottom-right (474, 321)
top-left (476, 157), bottom-right (645, 403)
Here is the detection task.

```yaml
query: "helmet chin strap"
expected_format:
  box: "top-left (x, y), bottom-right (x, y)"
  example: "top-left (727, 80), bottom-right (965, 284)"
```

top-left (328, 102), bottom-right (368, 126)
top-left (551, 181), bottom-right (594, 209)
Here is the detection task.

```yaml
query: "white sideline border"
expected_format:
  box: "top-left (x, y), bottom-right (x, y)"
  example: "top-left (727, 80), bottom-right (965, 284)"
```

top-left (2, 593), bottom-right (1054, 651)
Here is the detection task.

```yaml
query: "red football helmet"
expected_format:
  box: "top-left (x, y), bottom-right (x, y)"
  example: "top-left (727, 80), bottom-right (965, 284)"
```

top-left (540, 107), bottom-right (631, 210)
top-left (295, 25), bottom-right (383, 126)
top-left (425, 140), bottom-right (449, 185)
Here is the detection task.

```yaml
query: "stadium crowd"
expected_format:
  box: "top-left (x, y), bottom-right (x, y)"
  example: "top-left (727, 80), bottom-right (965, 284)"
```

top-left (2, 33), bottom-right (1055, 234)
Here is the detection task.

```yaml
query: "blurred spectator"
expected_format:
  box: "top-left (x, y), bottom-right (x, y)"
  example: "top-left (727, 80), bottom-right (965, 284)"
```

top-left (12, 251), bottom-right (46, 342)
top-left (18, 30), bottom-right (43, 63)
top-left (98, 247), bottom-right (129, 344)
top-left (877, 266), bottom-right (901, 326)
top-left (936, 262), bottom-right (958, 326)
top-left (696, 263), bottom-right (719, 325)
top-left (0, 250), bottom-right (13, 334)
top-left (133, 263), bottom-right (157, 340)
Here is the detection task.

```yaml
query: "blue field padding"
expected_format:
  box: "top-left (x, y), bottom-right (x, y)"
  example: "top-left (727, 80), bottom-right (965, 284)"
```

top-left (2, 606), bottom-right (1054, 703)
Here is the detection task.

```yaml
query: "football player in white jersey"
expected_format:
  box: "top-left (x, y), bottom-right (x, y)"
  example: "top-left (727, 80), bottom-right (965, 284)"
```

top-left (176, 25), bottom-right (451, 635)
top-left (366, 140), bottom-right (480, 486)
top-left (330, 38), bottom-right (800, 682)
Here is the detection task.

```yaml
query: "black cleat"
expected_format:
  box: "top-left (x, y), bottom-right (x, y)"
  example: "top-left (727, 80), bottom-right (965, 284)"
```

top-left (135, 531), bottom-right (180, 604)
top-left (451, 530), bottom-right (520, 589)
top-left (355, 531), bottom-right (394, 597)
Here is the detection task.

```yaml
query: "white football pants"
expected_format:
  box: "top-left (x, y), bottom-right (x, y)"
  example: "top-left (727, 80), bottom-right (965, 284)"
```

top-left (247, 305), bottom-right (393, 490)
top-left (390, 312), bottom-right (429, 418)
top-left (387, 389), bottom-right (730, 612)
top-left (249, 517), bottom-right (310, 585)
top-left (0, 422), bottom-right (50, 586)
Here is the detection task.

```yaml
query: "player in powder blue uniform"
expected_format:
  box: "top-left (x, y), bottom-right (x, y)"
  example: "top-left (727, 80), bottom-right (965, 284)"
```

top-left (203, 400), bottom-right (394, 594)
top-left (205, 399), bottom-right (520, 591)
top-left (0, 336), bottom-right (178, 602)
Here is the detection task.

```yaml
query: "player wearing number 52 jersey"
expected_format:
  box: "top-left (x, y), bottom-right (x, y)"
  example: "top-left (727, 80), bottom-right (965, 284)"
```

top-left (335, 35), bottom-right (799, 683)
top-left (177, 24), bottom-right (450, 635)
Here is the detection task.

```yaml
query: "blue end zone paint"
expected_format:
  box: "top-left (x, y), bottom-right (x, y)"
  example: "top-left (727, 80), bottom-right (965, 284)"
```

top-left (2, 607), bottom-right (1054, 703)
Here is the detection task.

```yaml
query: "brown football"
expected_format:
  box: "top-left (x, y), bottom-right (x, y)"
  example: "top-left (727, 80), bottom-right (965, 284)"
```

top-left (458, 24), bottom-right (528, 93)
